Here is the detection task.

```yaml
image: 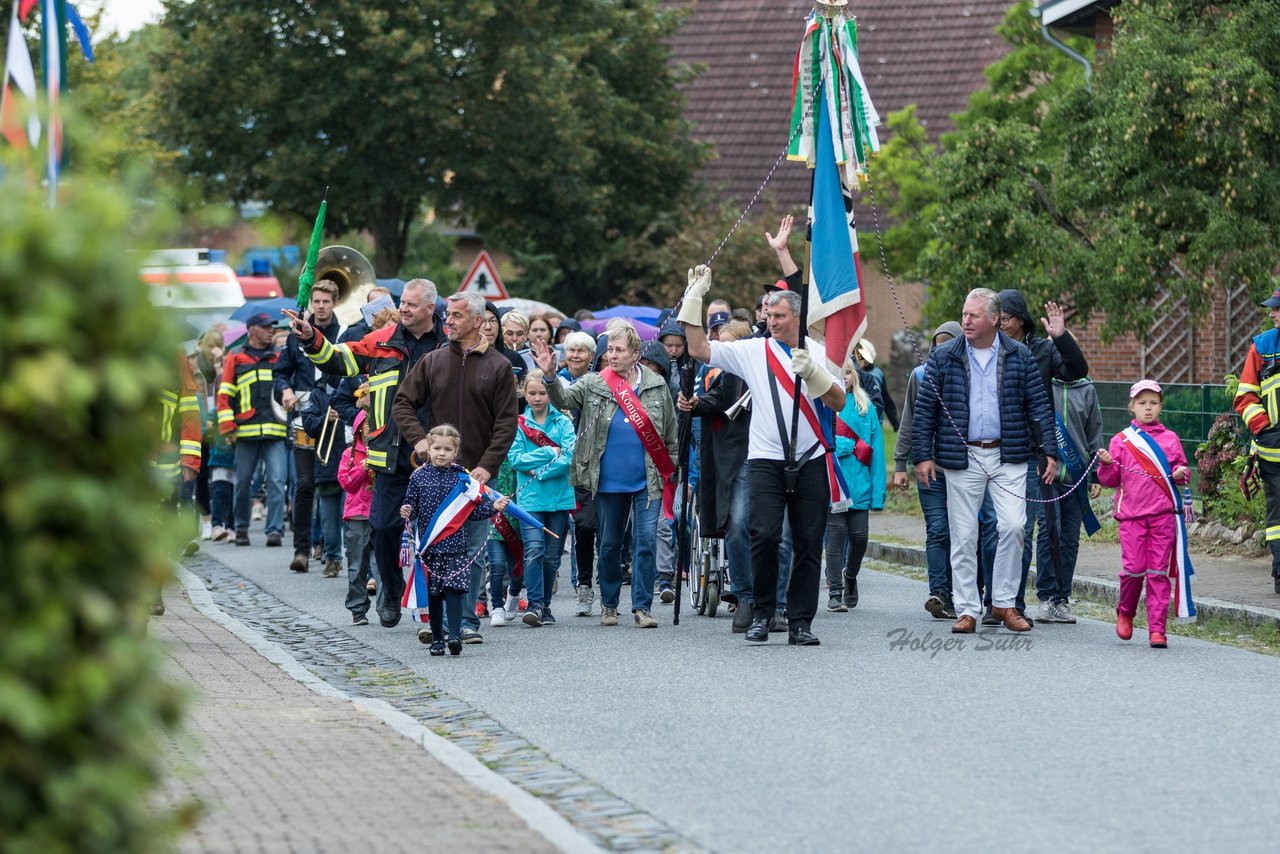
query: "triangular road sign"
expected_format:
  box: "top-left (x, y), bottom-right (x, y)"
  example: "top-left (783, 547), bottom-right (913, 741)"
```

top-left (459, 250), bottom-right (508, 298)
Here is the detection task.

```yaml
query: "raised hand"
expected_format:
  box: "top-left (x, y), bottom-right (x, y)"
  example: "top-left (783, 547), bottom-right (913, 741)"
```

top-left (1040, 301), bottom-right (1067, 338)
top-left (686, 264), bottom-right (711, 300)
top-left (766, 215), bottom-right (794, 252)
top-left (282, 308), bottom-right (313, 342)
top-left (531, 338), bottom-right (557, 375)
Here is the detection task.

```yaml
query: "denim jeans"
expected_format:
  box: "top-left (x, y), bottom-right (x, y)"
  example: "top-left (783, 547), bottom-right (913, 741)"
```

top-left (726, 466), bottom-right (754, 604)
top-left (1035, 481), bottom-right (1083, 604)
top-left (210, 476), bottom-right (234, 531)
top-left (315, 488), bottom-right (344, 562)
top-left (523, 510), bottom-right (571, 609)
top-left (343, 518), bottom-right (373, 616)
top-left (233, 439), bottom-right (286, 535)
top-left (596, 490), bottom-right (659, 613)
top-left (460, 518), bottom-right (491, 632)
top-left (917, 473), bottom-right (952, 597)
top-left (487, 538), bottom-right (515, 607)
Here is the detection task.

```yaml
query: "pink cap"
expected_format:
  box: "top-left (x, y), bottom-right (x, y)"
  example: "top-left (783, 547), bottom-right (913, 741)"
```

top-left (1129, 379), bottom-right (1163, 399)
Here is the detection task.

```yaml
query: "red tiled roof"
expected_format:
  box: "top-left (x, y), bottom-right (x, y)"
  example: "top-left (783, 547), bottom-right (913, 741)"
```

top-left (667, 0), bottom-right (1015, 208)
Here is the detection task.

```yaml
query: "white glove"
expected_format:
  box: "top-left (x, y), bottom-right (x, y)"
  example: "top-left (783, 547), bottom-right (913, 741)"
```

top-left (791, 348), bottom-right (834, 398)
top-left (676, 265), bottom-right (712, 326)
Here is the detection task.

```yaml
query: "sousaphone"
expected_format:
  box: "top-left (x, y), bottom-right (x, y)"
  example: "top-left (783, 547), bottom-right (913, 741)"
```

top-left (313, 245), bottom-right (377, 326)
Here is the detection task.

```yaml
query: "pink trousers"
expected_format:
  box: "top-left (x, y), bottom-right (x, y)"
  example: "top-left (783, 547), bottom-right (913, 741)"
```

top-left (1117, 515), bottom-right (1175, 635)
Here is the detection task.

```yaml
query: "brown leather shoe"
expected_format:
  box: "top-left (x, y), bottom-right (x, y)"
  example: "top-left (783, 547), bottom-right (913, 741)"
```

top-left (991, 606), bottom-right (1032, 632)
top-left (951, 615), bottom-right (976, 634)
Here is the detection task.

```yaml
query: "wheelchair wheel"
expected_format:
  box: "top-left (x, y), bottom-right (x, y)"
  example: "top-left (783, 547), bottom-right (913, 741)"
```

top-left (688, 515), bottom-right (704, 610)
top-left (706, 581), bottom-right (720, 618)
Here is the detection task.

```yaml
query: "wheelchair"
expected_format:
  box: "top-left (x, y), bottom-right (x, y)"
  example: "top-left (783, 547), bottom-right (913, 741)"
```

top-left (687, 495), bottom-right (731, 617)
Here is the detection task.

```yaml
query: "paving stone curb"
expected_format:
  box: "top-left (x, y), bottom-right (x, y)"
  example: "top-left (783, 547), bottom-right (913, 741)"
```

top-left (181, 554), bottom-right (707, 854)
top-left (866, 539), bottom-right (1280, 629)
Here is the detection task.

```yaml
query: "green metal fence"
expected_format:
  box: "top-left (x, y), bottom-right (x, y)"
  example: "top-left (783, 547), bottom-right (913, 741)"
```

top-left (1094, 382), bottom-right (1232, 497)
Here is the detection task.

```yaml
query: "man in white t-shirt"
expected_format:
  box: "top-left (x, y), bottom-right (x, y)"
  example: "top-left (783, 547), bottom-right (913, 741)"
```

top-left (680, 263), bottom-right (845, 645)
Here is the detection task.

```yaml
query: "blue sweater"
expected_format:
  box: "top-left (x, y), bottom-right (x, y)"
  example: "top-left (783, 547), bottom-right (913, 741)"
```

top-left (910, 333), bottom-right (1056, 470)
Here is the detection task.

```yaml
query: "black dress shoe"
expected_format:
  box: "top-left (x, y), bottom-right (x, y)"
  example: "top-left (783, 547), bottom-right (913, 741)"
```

top-left (1274, 575), bottom-right (1280, 594)
top-left (732, 603), bottom-right (754, 633)
top-left (379, 609), bottom-right (402, 628)
top-left (447, 638), bottom-right (463, 656)
top-left (745, 617), bottom-right (770, 642)
top-left (788, 625), bottom-right (820, 646)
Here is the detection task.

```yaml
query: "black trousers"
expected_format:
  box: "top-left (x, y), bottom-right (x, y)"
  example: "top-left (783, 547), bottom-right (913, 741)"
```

top-left (370, 467), bottom-right (412, 617)
top-left (292, 446), bottom-right (315, 553)
top-left (574, 488), bottom-right (596, 589)
top-left (747, 457), bottom-right (829, 626)
top-left (1261, 457), bottom-right (1280, 577)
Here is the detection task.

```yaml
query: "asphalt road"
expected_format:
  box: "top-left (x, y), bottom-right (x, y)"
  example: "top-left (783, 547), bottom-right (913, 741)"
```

top-left (202, 539), bottom-right (1277, 853)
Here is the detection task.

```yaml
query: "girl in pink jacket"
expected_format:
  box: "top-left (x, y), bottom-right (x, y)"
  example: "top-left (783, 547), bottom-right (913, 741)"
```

top-left (1096, 379), bottom-right (1189, 648)
top-left (338, 411), bottom-right (376, 625)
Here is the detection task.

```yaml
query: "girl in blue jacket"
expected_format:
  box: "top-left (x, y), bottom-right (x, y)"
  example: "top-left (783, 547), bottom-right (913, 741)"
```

top-left (508, 371), bottom-right (577, 626)
top-left (825, 361), bottom-right (887, 612)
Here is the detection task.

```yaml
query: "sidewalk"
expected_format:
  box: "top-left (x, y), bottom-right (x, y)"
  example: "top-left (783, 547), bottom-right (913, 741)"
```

top-left (152, 588), bottom-right (557, 854)
top-left (867, 510), bottom-right (1280, 626)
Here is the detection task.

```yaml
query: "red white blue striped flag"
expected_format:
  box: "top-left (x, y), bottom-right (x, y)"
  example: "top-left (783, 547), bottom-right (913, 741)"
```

top-left (806, 79), bottom-right (868, 374)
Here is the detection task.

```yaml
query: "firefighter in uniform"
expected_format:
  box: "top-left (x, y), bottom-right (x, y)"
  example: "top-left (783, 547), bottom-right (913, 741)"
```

top-left (153, 350), bottom-right (203, 615)
top-left (218, 312), bottom-right (288, 547)
top-left (1232, 285), bottom-right (1280, 595)
top-left (284, 278), bottom-right (446, 627)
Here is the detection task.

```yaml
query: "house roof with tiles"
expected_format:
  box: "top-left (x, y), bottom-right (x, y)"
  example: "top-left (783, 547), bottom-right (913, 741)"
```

top-left (666, 0), bottom-right (1016, 208)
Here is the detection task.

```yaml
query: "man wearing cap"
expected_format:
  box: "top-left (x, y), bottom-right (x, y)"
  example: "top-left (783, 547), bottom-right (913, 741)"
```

top-left (912, 288), bottom-right (1058, 634)
top-left (217, 312), bottom-right (288, 547)
top-left (1233, 286), bottom-right (1280, 594)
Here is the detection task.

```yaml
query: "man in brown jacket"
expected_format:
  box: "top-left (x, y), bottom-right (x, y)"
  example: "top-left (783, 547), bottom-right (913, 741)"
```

top-left (392, 290), bottom-right (519, 643)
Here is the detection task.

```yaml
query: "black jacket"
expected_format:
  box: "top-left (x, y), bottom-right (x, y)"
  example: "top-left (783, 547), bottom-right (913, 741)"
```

top-left (998, 289), bottom-right (1089, 406)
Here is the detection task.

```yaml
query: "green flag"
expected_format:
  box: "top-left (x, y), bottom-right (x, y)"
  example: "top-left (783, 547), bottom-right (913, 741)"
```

top-left (296, 192), bottom-right (328, 311)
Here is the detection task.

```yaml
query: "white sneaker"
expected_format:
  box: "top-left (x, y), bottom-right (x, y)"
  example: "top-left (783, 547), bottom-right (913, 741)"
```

top-left (574, 585), bottom-right (594, 616)
top-left (504, 594), bottom-right (520, 615)
top-left (1036, 601), bottom-right (1060, 624)
top-left (490, 607), bottom-right (507, 628)
top-left (200, 520), bottom-right (213, 540)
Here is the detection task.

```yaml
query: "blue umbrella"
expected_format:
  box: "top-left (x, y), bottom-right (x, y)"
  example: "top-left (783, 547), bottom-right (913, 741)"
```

top-left (594, 305), bottom-right (664, 326)
top-left (230, 297), bottom-right (297, 324)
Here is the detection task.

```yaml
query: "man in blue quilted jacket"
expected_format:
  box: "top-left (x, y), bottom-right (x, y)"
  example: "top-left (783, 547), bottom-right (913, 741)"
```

top-left (911, 288), bottom-right (1058, 634)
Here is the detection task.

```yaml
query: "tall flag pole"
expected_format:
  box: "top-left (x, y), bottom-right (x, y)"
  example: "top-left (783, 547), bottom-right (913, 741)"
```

top-left (788, 0), bottom-right (879, 373)
top-left (295, 188), bottom-right (329, 313)
top-left (40, 0), bottom-right (65, 205)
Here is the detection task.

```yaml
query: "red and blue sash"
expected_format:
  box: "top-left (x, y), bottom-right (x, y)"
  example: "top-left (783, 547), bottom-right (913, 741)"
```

top-left (1120, 425), bottom-right (1196, 621)
top-left (600, 367), bottom-right (676, 520)
top-left (764, 340), bottom-right (852, 509)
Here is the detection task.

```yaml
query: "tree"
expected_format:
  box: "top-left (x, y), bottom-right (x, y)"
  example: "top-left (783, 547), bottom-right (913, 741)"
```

top-left (151, 0), bottom-right (705, 301)
top-left (0, 157), bottom-right (188, 851)
top-left (872, 0), bottom-right (1279, 339)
